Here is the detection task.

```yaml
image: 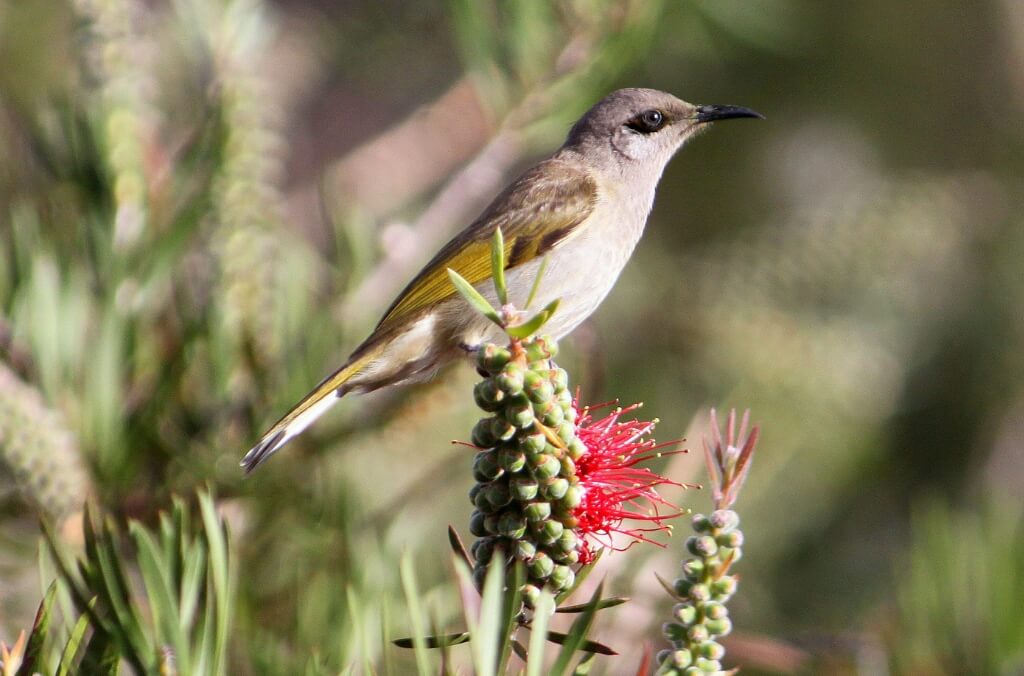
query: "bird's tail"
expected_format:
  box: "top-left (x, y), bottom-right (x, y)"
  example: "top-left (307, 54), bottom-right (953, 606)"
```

top-left (240, 352), bottom-right (374, 473)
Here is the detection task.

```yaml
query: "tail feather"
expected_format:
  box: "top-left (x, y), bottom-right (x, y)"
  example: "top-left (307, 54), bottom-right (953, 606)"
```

top-left (240, 352), bottom-right (373, 473)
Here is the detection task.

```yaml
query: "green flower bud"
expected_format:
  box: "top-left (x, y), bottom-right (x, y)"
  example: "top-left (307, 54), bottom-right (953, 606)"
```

top-left (515, 540), bottom-right (537, 561)
top-left (540, 401), bottom-right (564, 426)
top-left (710, 576), bottom-right (737, 598)
top-left (521, 583), bottom-right (541, 607)
top-left (519, 432), bottom-right (547, 455)
top-left (469, 510), bottom-right (488, 536)
top-left (673, 578), bottom-right (693, 597)
top-left (550, 564), bottom-right (574, 590)
top-left (686, 624), bottom-right (709, 644)
top-left (525, 335), bottom-right (558, 361)
top-left (498, 446), bottom-right (526, 472)
top-left (694, 657), bottom-right (721, 673)
top-left (716, 530), bottom-right (744, 548)
top-left (533, 454), bottom-right (561, 479)
top-left (682, 667), bottom-right (702, 676)
top-left (473, 487), bottom-right (493, 512)
top-left (567, 437), bottom-right (587, 459)
top-left (709, 509), bottom-right (739, 532)
top-left (542, 478), bottom-right (569, 500)
top-left (504, 401), bottom-right (535, 428)
top-left (554, 549), bottom-right (579, 565)
top-left (471, 418), bottom-right (498, 448)
top-left (688, 583), bottom-right (711, 603)
top-left (510, 476), bottom-right (539, 501)
top-left (686, 535), bottom-right (718, 558)
top-left (673, 603), bottom-right (697, 625)
top-left (477, 344), bottom-right (512, 373)
top-left (682, 559), bottom-right (705, 580)
top-left (702, 601), bottom-right (728, 620)
top-left (668, 648), bottom-right (693, 669)
top-left (555, 421), bottom-right (575, 444)
top-left (473, 379), bottom-right (506, 411)
top-left (655, 649), bottom-right (672, 666)
top-left (490, 417), bottom-right (516, 442)
top-left (483, 481), bottom-right (512, 509)
top-left (497, 511), bottom-right (527, 539)
top-left (721, 547), bottom-right (742, 564)
top-left (691, 514), bottom-right (711, 533)
top-left (526, 378), bottom-right (555, 405)
top-left (472, 537), bottom-right (497, 564)
top-left (537, 519), bottom-right (564, 544)
top-left (550, 367), bottom-right (569, 391)
top-left (558, 485), bottom-right (583, 511)
top-left (469, 483), bottom-right (482, 503)
top-left (556, 529), bottom-right (578, 553)
top-left (663, 622), bottom-right (688, 642)
top-left (483, 514), bottom-right (499, 534)
top-left (562, 405), bottom-right (577, 424)
top-left (497, 362), bottom-right (525, 395)
top-left (697, 641), bottom-right (724, 660)
top-left (529, 551), bottom-right (554, 579)
top-left (705, 617), bottom-right (732, 637)
top-left (472, 565), bottom-right (488, 589)
top-left (473, 450), bottom-right (503, 482)
top-left (524, 501), bottom-right (551, 522)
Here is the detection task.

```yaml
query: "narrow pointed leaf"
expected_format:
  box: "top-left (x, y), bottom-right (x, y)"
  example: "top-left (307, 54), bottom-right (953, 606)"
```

top-left (448, 268), bottom-right (501, 325)
top-left (447, 526), bottom-right (472, 569)
top-left (544, 632), bottom-right (617, 656)
top-left (506, 299), bottom-right (560, 339)
top-left (525, 590), bottom-right (556, 676)
top-left (392, 632), bottom-right (471, 649)
top-left (491, 228), bottom-right (508, 306)
top-left (653, 572), bottom-right (682, 600)
top-left (555, 597), bottom-right (628, 613)
top-left (17, 581), bottom-right (56, 676)
top-left (524, 256), bottom-right (549, 309)
top-left (399, 551), bottom-right (433, 676)
top-left (56, 610), bottom-right (91, 676)
top-left (549, 582), bottom-right (605, 674)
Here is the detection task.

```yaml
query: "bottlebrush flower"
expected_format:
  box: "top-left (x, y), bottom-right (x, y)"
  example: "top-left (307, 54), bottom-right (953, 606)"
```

top-left (572, 402), bottom-right (683, 564)
top-left (467, 333), bottom-right (683, 608)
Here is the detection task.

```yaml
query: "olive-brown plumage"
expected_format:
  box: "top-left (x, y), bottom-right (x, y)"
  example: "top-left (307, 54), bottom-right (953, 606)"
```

top-left (242, 88), bottom-right (762, 471)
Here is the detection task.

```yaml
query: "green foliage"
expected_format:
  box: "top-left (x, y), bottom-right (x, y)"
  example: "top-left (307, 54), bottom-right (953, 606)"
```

top-left (893, 497), bottom-right (1024, 675)
top-left (37, 492), bottom-right (234, 675)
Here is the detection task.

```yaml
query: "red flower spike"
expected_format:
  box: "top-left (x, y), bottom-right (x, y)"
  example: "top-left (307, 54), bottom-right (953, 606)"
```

top-left (570, 401), bottom-right (688, 562)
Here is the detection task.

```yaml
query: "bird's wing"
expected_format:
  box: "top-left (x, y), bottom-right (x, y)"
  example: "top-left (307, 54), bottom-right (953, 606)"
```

top-left (375, 159), bottom-right (598, 334)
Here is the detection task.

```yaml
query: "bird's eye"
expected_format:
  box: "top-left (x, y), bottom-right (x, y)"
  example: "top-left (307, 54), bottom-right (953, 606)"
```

top-left (628, 109), bottom-right (666, 134)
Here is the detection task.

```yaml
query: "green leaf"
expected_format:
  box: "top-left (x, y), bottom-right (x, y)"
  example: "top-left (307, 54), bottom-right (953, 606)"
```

top-left (525, 589), bottom-right (556, 676)
top-left (56, 610), bottom-right (91, 676)
top-left (447, 525), bottom-right (472, 570)
top-left (399, 550), bottom-right (433, 676)
top-left (524, 256), bottom-right (549, 309)
top-left (555, 597), bottom-right (628, 613)
top-left (473, 554), bottom-right (506, 676)
top-left (448, 268), bottom-right (501, 325)
top-left (549, 582), bottom-right (605, 675)
top-left (506, 299), bottom-right (560, 339)
top-left (17, 580), bottom-right (56, 676)
top-left (491, 228), bottom-right (508, 306)
top-left (392, 632), bottom-right (472, 649)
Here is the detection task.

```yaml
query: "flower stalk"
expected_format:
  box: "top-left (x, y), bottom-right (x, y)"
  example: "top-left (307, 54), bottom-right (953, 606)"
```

top-left (657, 409), bottom-right (760, 676)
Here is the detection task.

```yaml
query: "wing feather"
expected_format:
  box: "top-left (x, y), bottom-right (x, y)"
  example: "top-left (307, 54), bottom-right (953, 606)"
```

top-left (375, 159), bottom-right (597, 334)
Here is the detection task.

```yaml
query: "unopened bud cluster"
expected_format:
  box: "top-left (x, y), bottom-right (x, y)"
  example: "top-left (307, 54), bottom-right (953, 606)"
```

top-left (657, 509), bottom-right (743, 675)
top-left (468, 335), bottom-right (587, 606)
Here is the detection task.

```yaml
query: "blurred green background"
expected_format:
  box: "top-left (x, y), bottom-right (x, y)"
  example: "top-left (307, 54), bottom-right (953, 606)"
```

top-left (1, 0), bottom-right (1022, 673)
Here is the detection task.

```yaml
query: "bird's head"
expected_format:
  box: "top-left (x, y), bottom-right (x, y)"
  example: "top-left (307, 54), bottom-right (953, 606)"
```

top-left (564, 88), bottom-right (763, 178)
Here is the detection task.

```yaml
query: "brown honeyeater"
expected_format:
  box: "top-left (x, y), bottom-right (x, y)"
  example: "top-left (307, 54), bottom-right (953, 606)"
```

top-left (242, 88), bottom-right (762, 472)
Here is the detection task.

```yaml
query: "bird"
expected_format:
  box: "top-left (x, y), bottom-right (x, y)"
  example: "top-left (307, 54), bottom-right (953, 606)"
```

top-left (241, 88), bottom-right (762, 472)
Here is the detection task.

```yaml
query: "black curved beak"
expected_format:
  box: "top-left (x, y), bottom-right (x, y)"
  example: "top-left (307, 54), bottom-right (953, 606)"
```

top-left (694, 104), bottom-right (765, 123)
